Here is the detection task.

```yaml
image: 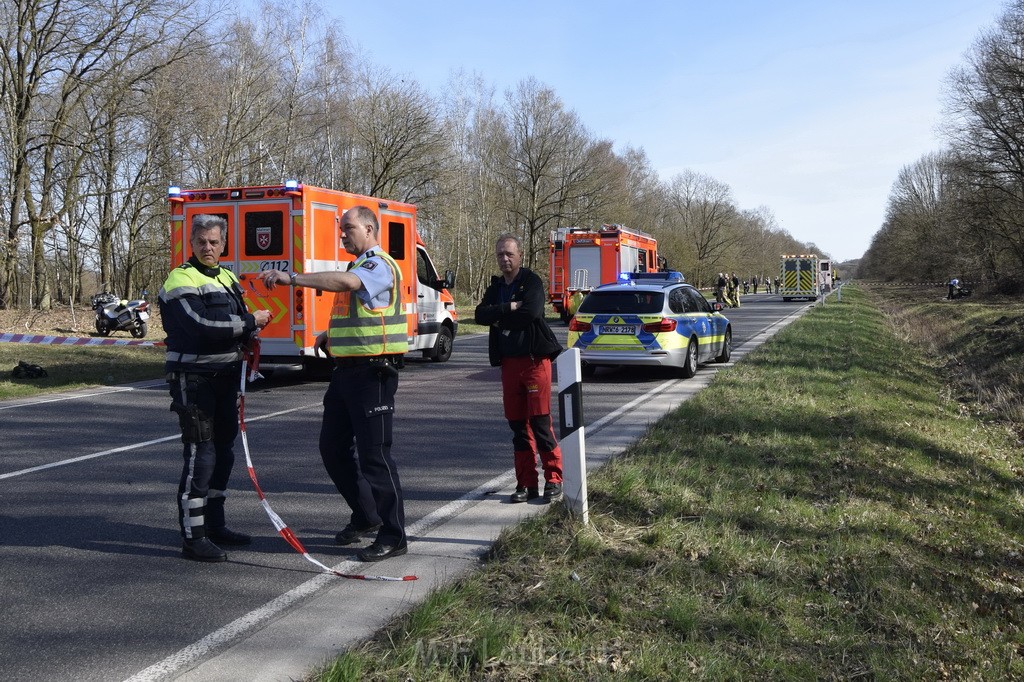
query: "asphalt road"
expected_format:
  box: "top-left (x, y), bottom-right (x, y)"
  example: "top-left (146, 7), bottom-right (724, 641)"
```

top-left (0, 292), bottom-right (815, 681)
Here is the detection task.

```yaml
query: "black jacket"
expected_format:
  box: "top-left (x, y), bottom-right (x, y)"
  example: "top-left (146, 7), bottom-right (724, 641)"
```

top-left (474, 267), bottom-right (561, 367)
top-left (158, 256), bottom-right (259, 373)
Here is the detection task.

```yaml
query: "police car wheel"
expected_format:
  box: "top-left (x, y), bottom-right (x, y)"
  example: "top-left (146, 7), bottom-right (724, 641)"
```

top-left (715, 328), bottom-right (732, 363)
top-left (679, 338), bottom-right (698, 379)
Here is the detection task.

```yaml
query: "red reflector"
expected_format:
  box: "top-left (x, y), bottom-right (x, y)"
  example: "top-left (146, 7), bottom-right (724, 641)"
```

top-left (568, 318), bottom-right (591, 332)
top-left (642, 318), bottom-right (676, 333)
top-left (295, 303), bottom-right (303, 313)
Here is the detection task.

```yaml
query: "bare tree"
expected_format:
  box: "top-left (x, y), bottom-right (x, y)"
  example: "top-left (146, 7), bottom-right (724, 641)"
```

top-left (494, 77), bottom-right (607, 270)
top-left (348, 66), bottom-right (447, 204)
top-left (663, 170), bottom-right (740, 287)
top-left (434, 70), bottom-right (503, 299)
top-left (943, 2), bottom-right (1024, 281)
top-left (0, 0), bottom-right (202, 309)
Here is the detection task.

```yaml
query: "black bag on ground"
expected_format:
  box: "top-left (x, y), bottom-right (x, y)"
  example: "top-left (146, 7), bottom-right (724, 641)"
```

top-left (12, 360), bottom-right (48, 379)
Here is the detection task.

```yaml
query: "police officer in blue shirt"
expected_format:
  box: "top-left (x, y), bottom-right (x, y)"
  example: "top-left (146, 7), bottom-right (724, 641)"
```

top-left (261, 205), bottom-right (407, 562)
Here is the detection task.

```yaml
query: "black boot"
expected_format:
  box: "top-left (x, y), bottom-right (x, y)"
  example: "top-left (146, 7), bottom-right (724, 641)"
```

top-left (206, 496), bottom-right (252, 546)
top-left (182, 537), bottom-right (227, 562)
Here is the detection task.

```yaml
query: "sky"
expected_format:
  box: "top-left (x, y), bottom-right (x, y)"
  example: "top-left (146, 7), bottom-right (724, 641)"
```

top-left (319, 0), bottom-right (1009, 262)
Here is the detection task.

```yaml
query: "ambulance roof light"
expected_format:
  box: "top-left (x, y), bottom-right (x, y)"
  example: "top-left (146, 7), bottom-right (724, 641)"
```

top-left (168, 186), bottom-right (184, 203)
top-left (285, 179), bottom-right (299, 189)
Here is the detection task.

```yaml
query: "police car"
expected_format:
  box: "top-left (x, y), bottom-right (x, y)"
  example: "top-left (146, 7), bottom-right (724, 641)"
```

top-left (567, 271), bottom-right (732, 378)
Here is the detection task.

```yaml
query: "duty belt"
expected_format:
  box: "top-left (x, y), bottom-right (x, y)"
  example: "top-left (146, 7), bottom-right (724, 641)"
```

top-left (333, 355), bottom-right (402, 369)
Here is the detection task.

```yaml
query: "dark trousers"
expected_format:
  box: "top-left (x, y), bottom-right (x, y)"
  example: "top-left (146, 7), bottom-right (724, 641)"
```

top-left (319, 363), bottom-right (405, 545)
top-left (170, 372), bottom-right (240, 540)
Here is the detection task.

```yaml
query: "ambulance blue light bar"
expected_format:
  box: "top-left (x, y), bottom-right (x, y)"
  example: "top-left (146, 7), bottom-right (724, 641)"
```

top-left (619, 271), bottom-right (685, 283)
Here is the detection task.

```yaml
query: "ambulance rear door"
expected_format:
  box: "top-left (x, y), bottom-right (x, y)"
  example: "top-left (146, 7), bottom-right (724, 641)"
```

top-left (306, 199), bottom-right (346, 348)
top-left (233, 200), bottom-right (294, 358)
top-left (378, 205), bottom-right (419, 350)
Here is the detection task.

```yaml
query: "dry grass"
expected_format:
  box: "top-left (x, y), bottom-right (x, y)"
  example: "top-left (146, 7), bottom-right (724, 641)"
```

top-left (866, 285), bottom-right (1024, 434)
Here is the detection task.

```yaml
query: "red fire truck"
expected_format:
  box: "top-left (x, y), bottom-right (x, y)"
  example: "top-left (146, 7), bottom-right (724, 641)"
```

top-left (168, 182), bottom-right (457, 373)
top-left (548, 224), bottom-right (661, 322)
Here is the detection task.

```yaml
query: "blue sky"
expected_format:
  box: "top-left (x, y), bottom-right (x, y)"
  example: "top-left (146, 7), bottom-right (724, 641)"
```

top-left (324, 1), bottom-right (1008, 262)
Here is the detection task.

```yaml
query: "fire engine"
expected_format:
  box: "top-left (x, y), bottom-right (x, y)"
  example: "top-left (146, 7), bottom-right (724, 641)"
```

top-left (779, 254), bottom-right (821, 301)
top-left (548, 224), bottom-right (660, 322)
top-left (168, 181), bottom-right (458, 372)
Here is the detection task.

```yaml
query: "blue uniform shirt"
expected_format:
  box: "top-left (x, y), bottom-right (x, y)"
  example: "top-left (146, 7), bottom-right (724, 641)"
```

top-left (352, 248), bottom-right (396, 309)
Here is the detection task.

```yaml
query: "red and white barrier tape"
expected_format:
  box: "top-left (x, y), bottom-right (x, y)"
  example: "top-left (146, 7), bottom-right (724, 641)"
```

top-left (0, 332), bottom-right (162, 347)
top-left (238, 336), bottom-right (416, 582)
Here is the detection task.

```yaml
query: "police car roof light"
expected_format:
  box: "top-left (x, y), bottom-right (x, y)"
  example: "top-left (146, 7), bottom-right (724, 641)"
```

top-left (627, 271), bottom-right (685, 283)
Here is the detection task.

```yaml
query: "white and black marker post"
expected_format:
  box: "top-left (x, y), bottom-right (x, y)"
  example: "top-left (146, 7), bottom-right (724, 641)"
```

top-left (556, 347), bottom-right (588, 525)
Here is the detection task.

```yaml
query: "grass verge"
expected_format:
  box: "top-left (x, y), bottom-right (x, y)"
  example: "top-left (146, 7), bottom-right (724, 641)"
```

top-left (316, 285), bottom-right (1024, 680)
top-left (0, 342), bottom-right (165, 400)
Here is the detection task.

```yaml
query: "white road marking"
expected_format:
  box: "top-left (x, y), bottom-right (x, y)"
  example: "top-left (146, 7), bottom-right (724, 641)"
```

top-left (0, 404), bottom-right (320, 481)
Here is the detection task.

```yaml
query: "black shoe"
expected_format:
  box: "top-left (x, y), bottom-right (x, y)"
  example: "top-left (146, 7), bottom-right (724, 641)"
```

top-left (543, 482), bottom-right (563, 503)
top-left (206, 526), bottom-right (252, 546)
top-left (358, 540), bottom-right (408, 562)
top-left (182, 537), bottom-right (227, 563)
top-left (510, 486), bottom-right (540, 503)
top-left (335, 522), bottom-right (382, 546)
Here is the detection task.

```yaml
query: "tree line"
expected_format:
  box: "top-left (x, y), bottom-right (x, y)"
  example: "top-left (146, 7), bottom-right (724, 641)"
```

top-left (859, 1), bottom-right (1024, 292)
top-left (1, 0), bottom-right (821, 313)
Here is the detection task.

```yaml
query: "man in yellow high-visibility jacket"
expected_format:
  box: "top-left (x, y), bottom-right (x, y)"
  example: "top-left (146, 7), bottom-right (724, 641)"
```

top-left (262, 206), bottom-right (407, 563)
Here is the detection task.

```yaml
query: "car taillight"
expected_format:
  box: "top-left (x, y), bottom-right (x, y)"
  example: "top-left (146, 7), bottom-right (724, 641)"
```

top-left (568, 318), bottom-right (591, 332)
top-left (642, 318), bottom-right (677, 333)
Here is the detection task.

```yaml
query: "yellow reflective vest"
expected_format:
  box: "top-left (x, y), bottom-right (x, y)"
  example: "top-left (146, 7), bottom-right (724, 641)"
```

top-left (328, 250), bottom-right (406, 357)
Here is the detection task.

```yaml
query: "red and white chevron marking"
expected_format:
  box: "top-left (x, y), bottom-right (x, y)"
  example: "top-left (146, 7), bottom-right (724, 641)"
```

top-left (0, 332), bottom-right (163, 347)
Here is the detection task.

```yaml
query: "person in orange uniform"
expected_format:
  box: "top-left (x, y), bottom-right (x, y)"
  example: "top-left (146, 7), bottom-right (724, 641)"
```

top-left (475, 234), bottom-right (564, 504)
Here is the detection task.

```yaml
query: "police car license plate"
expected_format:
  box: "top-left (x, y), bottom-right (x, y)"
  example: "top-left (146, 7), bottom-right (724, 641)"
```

top-left (601, 324), bottom-right (636, 335)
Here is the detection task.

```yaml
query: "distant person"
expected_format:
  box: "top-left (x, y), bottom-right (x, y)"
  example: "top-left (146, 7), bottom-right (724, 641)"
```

top-left (773, 276), bottom-right (780, 294)
top-left (160, 214), bottom-right (271, 563)
top-left (475, 234), bottom-right (564, 504)
top-left (715, 272), bottom-right (727, 306)
top-left (752, 275), bottom-right (759, 294)
top-left (947, 277), bottom-right (960, 300)
top-left (731, 273), bottom-right (741, 308)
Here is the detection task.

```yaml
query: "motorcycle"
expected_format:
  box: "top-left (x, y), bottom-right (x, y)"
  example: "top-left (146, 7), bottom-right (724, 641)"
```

top-left (950, 286), bottom-right (972, 300)
top-left (91, 291), bottom-right (151, 338)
